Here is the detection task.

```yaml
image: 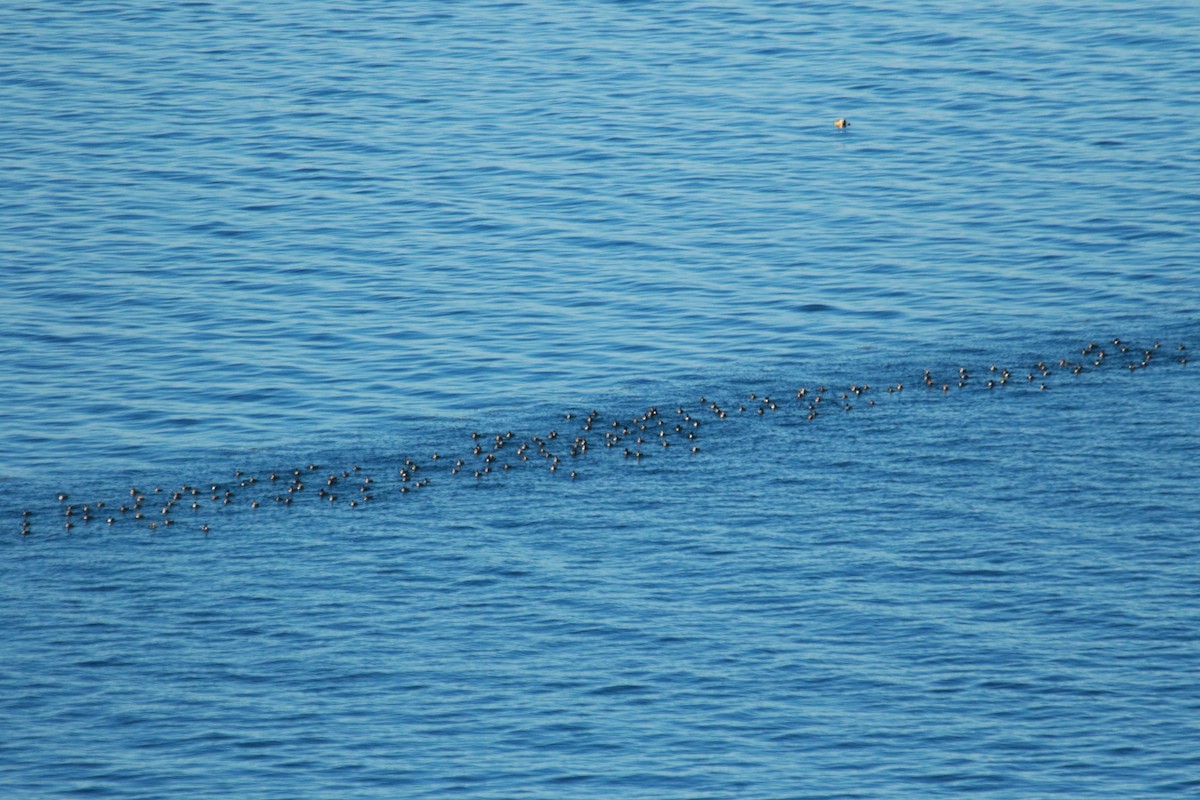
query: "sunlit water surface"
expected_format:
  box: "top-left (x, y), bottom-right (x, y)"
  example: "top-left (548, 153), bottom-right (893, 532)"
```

top-left (1, 1), bottom-right (1198, 797)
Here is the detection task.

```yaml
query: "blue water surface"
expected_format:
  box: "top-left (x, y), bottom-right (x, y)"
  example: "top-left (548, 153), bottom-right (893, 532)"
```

top-left (1, 1), bottom-right (1198, 797)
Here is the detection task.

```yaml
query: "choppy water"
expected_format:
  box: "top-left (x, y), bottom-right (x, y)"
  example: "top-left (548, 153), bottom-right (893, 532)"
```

top-left (2, 1), bottom-right (1199, 797)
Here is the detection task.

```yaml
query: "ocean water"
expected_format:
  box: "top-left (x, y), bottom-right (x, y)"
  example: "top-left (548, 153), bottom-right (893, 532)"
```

top-left (2, 1), bottom-right (1199, 797)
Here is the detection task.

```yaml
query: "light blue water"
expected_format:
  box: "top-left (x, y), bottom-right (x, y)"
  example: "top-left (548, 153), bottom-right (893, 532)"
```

top-left (2, 1), bottom-right (1199, 797)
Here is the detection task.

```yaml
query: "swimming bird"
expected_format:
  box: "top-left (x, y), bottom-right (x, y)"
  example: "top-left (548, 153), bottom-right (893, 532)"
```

top-left (835, 118), bottom-right (850, 128)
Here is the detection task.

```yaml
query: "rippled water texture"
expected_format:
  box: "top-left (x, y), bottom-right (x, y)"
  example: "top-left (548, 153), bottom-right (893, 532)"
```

top-left (1, 1), bottom-right (1199, 797)
top-left (2, 0), bottom-right (1198, 475)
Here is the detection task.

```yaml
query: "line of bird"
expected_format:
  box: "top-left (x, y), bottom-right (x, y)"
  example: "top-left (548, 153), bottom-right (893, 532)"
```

top-left (15, 338), bottom-right (1188, 538)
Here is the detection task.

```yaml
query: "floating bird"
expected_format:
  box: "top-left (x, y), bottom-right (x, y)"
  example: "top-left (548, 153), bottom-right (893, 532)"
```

top-left (21, 335), bottom-right (1190, 541)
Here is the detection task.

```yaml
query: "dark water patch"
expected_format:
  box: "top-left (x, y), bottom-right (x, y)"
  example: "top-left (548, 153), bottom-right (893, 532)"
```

top-left (5, 332), bottom-right (1191, 544)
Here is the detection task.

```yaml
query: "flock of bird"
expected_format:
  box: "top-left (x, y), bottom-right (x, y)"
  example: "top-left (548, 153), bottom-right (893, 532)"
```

top-left (14, 338), bottom-right (1189, 538)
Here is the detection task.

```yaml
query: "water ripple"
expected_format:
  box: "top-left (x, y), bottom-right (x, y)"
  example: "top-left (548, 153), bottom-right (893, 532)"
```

top-left (2, 1), bottom-right (1200, 797)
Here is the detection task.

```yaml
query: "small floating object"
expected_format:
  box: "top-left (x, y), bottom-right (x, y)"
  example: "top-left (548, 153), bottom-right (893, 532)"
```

top-left (834, 118), bottom-right (850, 128)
